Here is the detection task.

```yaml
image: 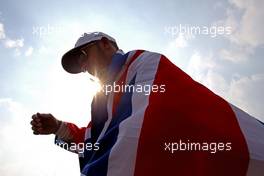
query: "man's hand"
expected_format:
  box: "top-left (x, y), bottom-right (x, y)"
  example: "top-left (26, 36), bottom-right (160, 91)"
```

top-left (30, 113), bottom-right (61, 135)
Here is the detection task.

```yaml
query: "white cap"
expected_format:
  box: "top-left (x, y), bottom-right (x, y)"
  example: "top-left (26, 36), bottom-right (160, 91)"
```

top-left (61, 32), bottom-right (116, 74)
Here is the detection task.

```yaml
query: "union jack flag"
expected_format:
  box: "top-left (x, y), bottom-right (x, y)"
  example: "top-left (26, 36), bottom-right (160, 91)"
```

top-left (55, 50), bottom-right (264, 176)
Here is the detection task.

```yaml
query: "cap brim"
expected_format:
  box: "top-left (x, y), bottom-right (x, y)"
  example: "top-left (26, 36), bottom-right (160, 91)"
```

top-left (61, 45), bottom-right (85, 74)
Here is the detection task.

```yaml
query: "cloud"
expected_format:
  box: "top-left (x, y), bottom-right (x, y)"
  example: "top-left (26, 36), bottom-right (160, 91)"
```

top-left (4, 38), bottom-right (24, 48)
top-left (0, 21), bottom-right (25, 56)
top-left (165, 31), bottom-right (196, 52)
top-left (201, 70), bottom-right (230, 99)
top-left (217, 0), bottom-right (264, 63)
top-left (227, 74), bottom-right (264, 120)
top-left (169, 33), bottom-right (188, 48)
top-left (25, 46), bottom-right (34, 56)
top-left (0, 22), bottom-right (5, 39)
top-left (186, 51), bottom-right (216, 82)
top-left (186, 52), bottom-right (228, 96)
top-left (163, 32), bottom-right (195, 69)
top-left (186, 51), bottom-right (264, 121)
top-left (220, 46), bottom-right (254, 63)
top-left (228, 0), bottom-right (264, 47)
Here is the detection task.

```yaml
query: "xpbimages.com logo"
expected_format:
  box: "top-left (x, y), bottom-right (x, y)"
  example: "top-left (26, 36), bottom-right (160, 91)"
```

top-left (164, 140), bottom-right (232, 154)
top-left (99, 82), bottom-right (166, 96)
top-left (164, 24), bottom-right (232, 38)
top-left (55, 140), bottom-right (100, 154)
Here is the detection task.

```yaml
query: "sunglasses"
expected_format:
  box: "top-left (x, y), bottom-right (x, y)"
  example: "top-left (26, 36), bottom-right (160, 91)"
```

top-left (78, 41), bottom-right (97, 71)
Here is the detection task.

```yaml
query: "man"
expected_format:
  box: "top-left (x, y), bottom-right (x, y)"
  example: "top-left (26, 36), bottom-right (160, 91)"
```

top-left (31, 32), bottom-right (264, 176)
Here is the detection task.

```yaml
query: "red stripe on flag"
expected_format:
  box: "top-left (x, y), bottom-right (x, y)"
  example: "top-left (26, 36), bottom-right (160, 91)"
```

top-left (112, 50), bottom-right (144, 116)
top-left (134, 55), bottom-right (249, 175)
top-left (66, 123), bottom-right (87, 144)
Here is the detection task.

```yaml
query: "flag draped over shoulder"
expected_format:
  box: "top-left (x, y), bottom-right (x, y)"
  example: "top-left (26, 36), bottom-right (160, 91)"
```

top-left (56, 50), bottom-right (264, 176)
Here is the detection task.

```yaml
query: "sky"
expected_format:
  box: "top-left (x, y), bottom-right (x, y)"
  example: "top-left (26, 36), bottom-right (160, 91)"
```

top-left (0, 0), bottom-right (263, 175)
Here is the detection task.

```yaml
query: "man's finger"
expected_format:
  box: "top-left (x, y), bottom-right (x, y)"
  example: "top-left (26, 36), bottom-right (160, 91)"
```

top-left (30, 120), bottom-right (42, 127)
top-left (31, 126), bottom-right (41, 132)
top-left (30, 120), bottom-right (36, 126)
top-left (33, 131), bottom-right (39, 135)
top-left (32, 114), bottom-right (37, 119)
top-left (32, 114), bottom-right (41, 123)
top-left (32, 117), bottom-right (41, 123)
top-left (37, 113), bottom-right (50, 117)
top-left (32, 126), bottom-right (45, 135)
top-left (31, 126), bottom-right (37, 131)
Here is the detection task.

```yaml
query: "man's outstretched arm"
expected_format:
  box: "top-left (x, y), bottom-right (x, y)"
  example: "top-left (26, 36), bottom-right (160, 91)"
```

top-left (30, 113), bottom-right (89, 153)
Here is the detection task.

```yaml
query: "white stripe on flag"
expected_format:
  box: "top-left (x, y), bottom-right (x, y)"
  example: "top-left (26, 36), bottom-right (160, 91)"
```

top-left (106, 52), bottom-right (161, 176)
top-left (230, 104), bottom-right (264, 176)
top-left (96, 51), bottom-right (137, 143)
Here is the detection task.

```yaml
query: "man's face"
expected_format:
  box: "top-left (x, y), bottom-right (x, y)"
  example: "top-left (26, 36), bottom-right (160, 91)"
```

top-left (78, 40), bottom-right (111, 81)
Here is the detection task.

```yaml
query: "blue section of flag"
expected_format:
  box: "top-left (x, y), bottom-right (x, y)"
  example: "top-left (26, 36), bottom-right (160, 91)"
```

top-left (107, 51), bottom-right (129, 84)
top-left (81, 74), bottom-right (137, 176)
